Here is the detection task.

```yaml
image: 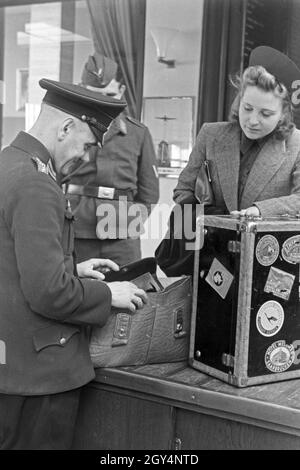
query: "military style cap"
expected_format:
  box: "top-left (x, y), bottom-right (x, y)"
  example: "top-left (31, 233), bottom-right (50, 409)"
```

top-left (249, 46), bottom-right (300, 100)
top-left (39, 78), bottom-right (126, 144)
top-left (81, 53), bottom-right (119, 88)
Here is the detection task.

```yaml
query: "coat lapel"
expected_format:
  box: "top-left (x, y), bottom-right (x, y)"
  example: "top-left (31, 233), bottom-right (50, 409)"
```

top-left (214, 125), bottom-right (240, 212)
top-left (240, 137), bottom-right (287, 209)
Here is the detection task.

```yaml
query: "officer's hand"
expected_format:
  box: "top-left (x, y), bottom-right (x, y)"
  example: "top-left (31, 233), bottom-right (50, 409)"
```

top-left (107, 281), bottom-right (148, 313)
top-left (77, 258), bottom-right (119, 280)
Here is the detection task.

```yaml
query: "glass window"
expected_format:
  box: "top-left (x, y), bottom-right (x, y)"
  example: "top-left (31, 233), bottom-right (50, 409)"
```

top-left (0, 0), bottom-right (203, 180)
top-left (1, 0), bottom-right (94, 148)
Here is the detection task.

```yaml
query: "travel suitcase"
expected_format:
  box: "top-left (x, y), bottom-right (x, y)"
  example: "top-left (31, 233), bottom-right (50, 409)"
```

top-left (190, 214), bottom-right (300, 387)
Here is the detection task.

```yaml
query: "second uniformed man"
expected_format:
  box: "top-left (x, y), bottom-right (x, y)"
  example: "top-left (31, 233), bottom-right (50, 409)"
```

top-left (66, 53), bottom-right (160, 266)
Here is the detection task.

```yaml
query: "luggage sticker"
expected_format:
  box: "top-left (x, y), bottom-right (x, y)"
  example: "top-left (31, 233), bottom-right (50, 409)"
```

top-left (255, 235), bottom-right (279, 266)
top-left (264, 267), bottom-right (295, 301)
top-left (264, 340), bottom-right (295, 373)
top-left (205, 258), bottom-right (234, 299)
top-left (256, 300), bottom-right (284, 337)
top-left (282, 235), bottom-right (300, 264)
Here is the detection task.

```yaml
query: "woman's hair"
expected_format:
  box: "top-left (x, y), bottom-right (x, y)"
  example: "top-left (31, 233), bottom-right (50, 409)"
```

top-left (229, 65), bottom-right (295, 140)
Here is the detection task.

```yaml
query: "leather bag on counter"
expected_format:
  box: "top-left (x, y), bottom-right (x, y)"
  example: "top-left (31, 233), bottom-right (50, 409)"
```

top-left (89, 274), bottom-right (192, 368)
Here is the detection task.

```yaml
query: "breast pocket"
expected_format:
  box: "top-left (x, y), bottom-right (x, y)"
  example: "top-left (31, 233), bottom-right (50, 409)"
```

top-left (33, 324), bottom-right (80, 352)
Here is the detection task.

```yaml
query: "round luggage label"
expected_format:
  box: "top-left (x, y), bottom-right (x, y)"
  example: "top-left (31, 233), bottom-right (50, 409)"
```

top-left (255, 235), bottom-right (279, 266)
top-left (265, 340), bottom-right (295, 373)
top-left (256, 301), bottom-right (284, 337)
top-left (281, 235), bottom-right (300, 264)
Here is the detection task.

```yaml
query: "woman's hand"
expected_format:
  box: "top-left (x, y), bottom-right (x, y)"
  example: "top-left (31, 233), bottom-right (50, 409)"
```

top-left (77, 258), bottom-right (119, 280)
top-left (230, 206), bottom-right (261, 218)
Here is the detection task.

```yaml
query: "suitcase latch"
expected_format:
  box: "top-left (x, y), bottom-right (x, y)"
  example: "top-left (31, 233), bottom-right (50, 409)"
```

top-left (227, 240), bottom-right (240, 253)
top-left (222, 352), bottom-right (234, 368)
top-left (112, 313), bottom-right (132, 347)
top-left (174, 308), bottom-right (186, 338)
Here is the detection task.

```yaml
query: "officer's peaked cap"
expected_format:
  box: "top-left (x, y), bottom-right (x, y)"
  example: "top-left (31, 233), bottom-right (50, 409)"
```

top-left (249, 46), bottom-right (300, 94)
top-left (39, 78), bottom-right (126, 144)
top-left (81, 52), bottom-right (119, 88)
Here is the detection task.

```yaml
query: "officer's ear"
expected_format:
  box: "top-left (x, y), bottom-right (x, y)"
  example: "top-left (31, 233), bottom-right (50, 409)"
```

top-left (58, 117), bottom-right (75, 141)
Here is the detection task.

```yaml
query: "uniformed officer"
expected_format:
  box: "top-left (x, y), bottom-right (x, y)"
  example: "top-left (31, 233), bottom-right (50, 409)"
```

top-left (0, 78), bottom-right (148, 449)
top-left (66, 53), bottom-right (160, 266)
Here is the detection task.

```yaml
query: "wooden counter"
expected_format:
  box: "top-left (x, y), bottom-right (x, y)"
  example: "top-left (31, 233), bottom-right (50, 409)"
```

top-left (73, 361), bottom-right (300, 450)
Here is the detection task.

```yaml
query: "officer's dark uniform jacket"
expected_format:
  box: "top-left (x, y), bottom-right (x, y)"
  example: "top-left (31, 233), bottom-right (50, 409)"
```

top-left (0, 132), bottom-right (112, 395)
top-left (67, 112), bottom-right (159, 239)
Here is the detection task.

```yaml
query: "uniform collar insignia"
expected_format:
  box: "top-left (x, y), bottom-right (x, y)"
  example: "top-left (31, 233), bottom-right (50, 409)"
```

top-left (31, 155), bottom-right (57, 181)
top-left (31, 155), bottom-right (47, 174)
top-left (47, 158), bottom-right (57, 181)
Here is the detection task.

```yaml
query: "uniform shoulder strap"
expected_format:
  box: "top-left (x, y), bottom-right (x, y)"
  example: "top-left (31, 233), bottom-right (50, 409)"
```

top-left (126, 116), bottom-right (145, 129)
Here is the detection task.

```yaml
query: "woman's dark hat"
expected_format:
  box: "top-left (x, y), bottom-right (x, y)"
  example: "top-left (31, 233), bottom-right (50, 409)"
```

top-left (81, 53), bottom-right (119, 88)
top-left (249, 46), bottom-right (300, 106)
top-left (39, 78), bottom-right (126, 144)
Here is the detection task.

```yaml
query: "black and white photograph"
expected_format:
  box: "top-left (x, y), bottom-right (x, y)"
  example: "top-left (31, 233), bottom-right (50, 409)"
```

top-left (0, 0), bottom-right (300, 456)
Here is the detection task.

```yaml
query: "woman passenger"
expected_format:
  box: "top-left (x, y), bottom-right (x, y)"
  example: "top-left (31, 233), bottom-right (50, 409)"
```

top-left (173, 46), bottom-right (300, 218)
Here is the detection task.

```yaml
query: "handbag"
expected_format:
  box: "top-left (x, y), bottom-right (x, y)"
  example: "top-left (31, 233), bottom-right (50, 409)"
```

top-left (155, 203), bottom-right (198, 277)
top-left (89, 275), bottom-right (192, 367)
top-left (155, 201), bottom-right (225, 277)
top-left (154, 158), bottom-right (215, 276)
top-left (194, 159), bottom-right (215, 205)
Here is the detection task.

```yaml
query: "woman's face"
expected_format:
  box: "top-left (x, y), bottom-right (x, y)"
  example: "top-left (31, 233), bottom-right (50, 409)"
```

top-left (239, 85), bottom-right (284, 139)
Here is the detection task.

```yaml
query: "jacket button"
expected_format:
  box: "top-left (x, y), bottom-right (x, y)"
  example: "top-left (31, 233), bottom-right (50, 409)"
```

top-left (60, 337), bottom-right (66, 345)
